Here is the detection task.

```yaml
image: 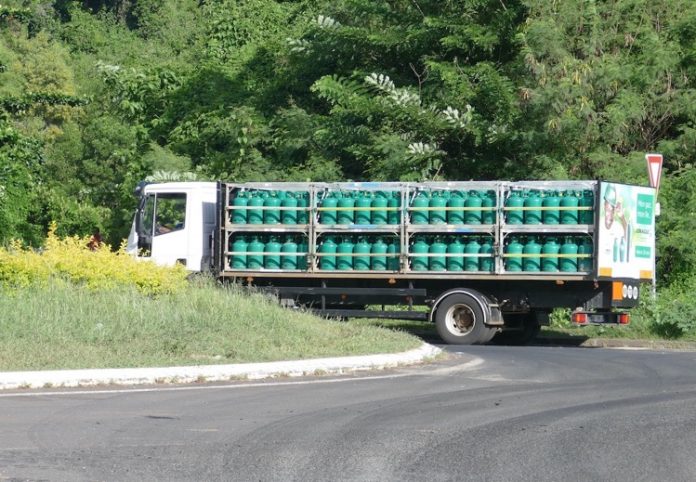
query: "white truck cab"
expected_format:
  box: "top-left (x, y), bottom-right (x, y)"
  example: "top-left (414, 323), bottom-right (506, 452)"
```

top-left (127, 182), bottom-right (217, 271)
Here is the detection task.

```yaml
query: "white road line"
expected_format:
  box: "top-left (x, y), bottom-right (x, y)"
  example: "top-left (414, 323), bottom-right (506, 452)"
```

top-left (606, 346), bottom-right (651, 351)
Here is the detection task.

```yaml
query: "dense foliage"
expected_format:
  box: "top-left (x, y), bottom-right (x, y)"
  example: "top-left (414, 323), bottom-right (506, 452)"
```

top-left (1, 0), bottom-right (694, 294)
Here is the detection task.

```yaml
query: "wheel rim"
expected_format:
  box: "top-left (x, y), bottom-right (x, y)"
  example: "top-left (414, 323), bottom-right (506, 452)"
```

top-left (445, 304), bottom-right (476, 336)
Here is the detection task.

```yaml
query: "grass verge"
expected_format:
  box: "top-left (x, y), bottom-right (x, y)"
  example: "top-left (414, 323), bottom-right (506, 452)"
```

top-left (0, 280), bottom-right (421, 371)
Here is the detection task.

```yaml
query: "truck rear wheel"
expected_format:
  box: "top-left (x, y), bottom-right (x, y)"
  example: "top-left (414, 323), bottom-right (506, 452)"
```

top-left (434, 292), bottom-right (492, 345)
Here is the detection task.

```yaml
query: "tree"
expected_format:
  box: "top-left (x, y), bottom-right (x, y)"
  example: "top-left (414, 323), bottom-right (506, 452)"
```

top-left (516, 0), bottom-right (696, 180)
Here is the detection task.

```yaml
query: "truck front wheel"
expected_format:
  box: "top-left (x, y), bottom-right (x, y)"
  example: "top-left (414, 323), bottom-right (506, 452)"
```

top-left (435, 293), bottom-right (493, 345)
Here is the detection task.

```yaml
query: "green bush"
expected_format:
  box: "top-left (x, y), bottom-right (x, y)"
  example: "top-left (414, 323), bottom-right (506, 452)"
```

top-left (651, 279), bottom-right (696, 338)
top-left (0, 225), bottom-right (188, 295)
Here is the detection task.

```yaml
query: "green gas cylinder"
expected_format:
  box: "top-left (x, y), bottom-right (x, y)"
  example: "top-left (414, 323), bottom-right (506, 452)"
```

top-left (353, 237), bottom-right (371, 271)
top-left (542, 190), bottom-right (561, 225)
top-left (355, 192), bottom-right (372, 225)
top-left (523, 236), bottom-right (542, 272)
top-left (482, 191), bottom-right (496, 225)
top-left (580, 189), bottom-right (595, 224)
top-left (319, 236), bottom-right (337, 270)
top-left (524, 190), bottom-right (542, 225)
top-left (371, 237), bottom-right (388, 271)
top-left (320, 193), bottom-right (338, 225)
top-left (578, 237), bottom-right (593, 272)
top-left (387, 192), bottom-right (401, 225)
top-left (505, 236), bottom-right (524, 272)
top-left (447, 193), bottom-right (465, 225)
top-left (281, 192), bottom-right (298, 225)
top-left (387, 239), bottom-right (400, 271)
top-left (231, 191), bottom-right (248, 224)
top-left (429, 192), bottom-right (448, 225)
top-left (247, 193), bottom-right (265, 225)
top-left (371, 193), bottom-right (389, 225)
top-left (410, 191), bottom-right (430, 224)
top-left (297, 238), bottom-right (309, 270)
top-left (263, 192), bottom-right (281, 225)
top-left (560, 236), bottom-right (579, 272)
top-left (264, 236), bottom-right (281, 269)
top-left (355, 192), bottom-right (374, 224)
top-left (447, 237), bottom-right (464, 272)
top-left (337, 237), bottom-right (354, 270)
top-left (560, 190), bottom-right (579, 225)
top-left (280, 237), bottom-right (298, 270)
top-left (541, 237), bottom-right (560, 272)
top-left (464, 190), bottom-right (483, 224)
top-left (337, 193), bottom-right (355, 225)
top-left (464, 237), bottom-right (481, 272)
top-left (479, 237), bottom-right (494, 272)
top-left (247, 235), bottom-right (265, 269)
top-left (230, 236), bottom-right (247, 269)
top-left (453, 190), bottom-right (468, 201)
top-left (297, 192), bottom-right (309, 224)
top-left (429, 236), bottom-right (447, 271)
top-left (411, 236), bottom-right (429, 271)
top-left (505, 191), bottom-right (524, 225)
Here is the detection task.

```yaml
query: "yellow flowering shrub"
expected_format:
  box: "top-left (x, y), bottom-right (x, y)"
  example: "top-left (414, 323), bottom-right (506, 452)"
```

top-left (0, 225), bottom-right (188, 295)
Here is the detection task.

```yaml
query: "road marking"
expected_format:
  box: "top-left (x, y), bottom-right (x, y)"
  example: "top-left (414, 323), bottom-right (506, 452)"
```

top-left (0, 357), bottom-right (485, 399)
top-left (421, 357), bottom-right (484, 375)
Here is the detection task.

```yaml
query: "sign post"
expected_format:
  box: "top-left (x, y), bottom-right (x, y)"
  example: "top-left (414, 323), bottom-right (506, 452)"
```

top-left (645, 153), bottom-right (663, 299)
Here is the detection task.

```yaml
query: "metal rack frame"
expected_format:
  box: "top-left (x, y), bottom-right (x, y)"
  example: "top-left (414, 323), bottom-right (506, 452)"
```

top-left (221, 180), bottom-right (599, 279)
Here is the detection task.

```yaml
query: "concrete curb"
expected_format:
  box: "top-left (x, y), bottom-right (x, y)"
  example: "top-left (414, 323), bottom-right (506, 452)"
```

top-left (0, 343), bottom-right (443, 390)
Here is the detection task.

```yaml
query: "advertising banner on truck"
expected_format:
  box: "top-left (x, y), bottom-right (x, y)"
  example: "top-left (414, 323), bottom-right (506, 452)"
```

top-left (597, 182), bottom-right (656, 280)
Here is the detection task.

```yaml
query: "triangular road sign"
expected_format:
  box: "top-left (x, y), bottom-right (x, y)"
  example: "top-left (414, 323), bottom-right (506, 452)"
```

top-left (646, 153), bottom-right (663, 191)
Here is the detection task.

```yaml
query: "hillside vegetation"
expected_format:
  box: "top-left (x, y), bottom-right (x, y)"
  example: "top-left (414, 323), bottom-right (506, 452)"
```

top-left (1, 0), bottom-right (695, 331)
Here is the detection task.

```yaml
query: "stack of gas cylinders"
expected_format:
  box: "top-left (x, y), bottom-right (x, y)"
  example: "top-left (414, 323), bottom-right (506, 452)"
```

top-left (407, 236), bottom-right (495, 272)
top-left (317, 235), bottom-right (400, 271)
top-left (409, 190), bottom-right (497, 225)
top-left (229, 235), bottom-right (309, 270)
top-left (504, 189), bottom-right (595, 225)
top-left (230, 190), bottom-right (310, 225)
top-left (504, 236), bottom-right (593, 273)
top-left (318, 191), bottom-right (401, 225)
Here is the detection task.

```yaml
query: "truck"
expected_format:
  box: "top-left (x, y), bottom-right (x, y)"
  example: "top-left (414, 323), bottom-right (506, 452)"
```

top-left (126, 180), bottom-right (657, 345)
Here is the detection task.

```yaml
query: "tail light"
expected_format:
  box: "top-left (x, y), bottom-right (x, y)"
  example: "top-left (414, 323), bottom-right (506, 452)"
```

top-left (572, 312), bottom-right (588, 325)
top-left (618, 313), bottom-right (630, 325)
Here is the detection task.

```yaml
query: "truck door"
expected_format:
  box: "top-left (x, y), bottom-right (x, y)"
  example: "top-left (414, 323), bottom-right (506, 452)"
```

top-left (138, 192), bottom-right (189, 267)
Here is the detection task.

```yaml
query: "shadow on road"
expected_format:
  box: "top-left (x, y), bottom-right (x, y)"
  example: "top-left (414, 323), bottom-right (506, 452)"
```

top-left (357, 319), bottom-right (592, 347)
top-left (531, 330), bottom-right (591, 347)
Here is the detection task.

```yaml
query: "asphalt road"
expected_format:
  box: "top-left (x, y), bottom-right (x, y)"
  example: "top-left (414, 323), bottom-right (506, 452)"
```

top-left (2, 345), bottom-right (696, 481)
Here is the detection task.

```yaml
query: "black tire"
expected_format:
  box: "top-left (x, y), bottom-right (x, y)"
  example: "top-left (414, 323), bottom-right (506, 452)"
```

top-left (492, 313), bottom-right (540, 345)
top-left (479, 326), bottom-right (499, 344)
top-left (434, 292), bottom-right (490, 345)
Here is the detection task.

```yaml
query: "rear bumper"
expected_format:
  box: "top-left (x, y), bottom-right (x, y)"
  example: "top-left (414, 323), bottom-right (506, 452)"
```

top-left (572, 311), bottom-right (630, 326)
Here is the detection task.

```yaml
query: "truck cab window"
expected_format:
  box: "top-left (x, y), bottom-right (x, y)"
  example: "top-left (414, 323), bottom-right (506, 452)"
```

top-left (155, 193), bottom-right (186, 236)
